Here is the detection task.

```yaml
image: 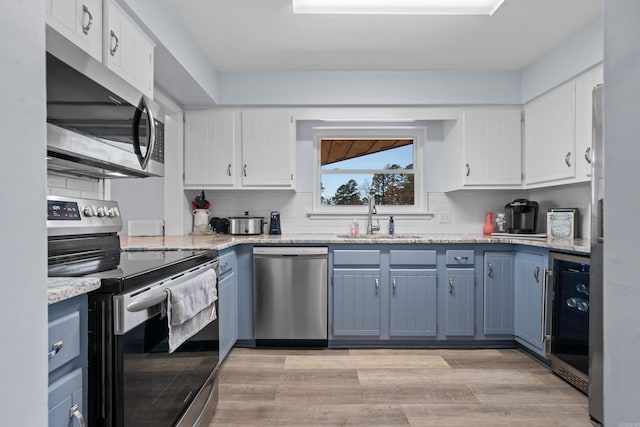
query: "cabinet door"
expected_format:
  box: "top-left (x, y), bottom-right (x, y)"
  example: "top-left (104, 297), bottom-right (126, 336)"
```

top-left (332, 269), bottom-right (381, 337)
top-left (218, 270), bottom-right (237, 361)
top-left (47, 0), bottom-right (103, 61)
top-left (184, 109), bottom-right (236, 188)
top-left (514, 252), bottom-right (546, 352)
top-left (524, 82), bottom-right (575, 185)
top-left (49, 368), bottom-right (84, 427)
top-left (106, 0), bottom-right (154, 97)
top-left (483, 252), bottom-right (514, 335)
top-left (389, 269), bottom-right (437, 337)
top-left (241, 110), bottom-right (294, 187)
top-left (463, 109), bottom-right (522, 186)
top-left (445, 269), bottom-right (475, 337)
top-left (575, 65), bottom-right (604, 181)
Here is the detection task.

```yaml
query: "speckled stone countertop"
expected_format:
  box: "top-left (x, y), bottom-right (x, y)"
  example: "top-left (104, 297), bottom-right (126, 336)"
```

top-left (47, 277), bottom-right (101, 305)
top-left (120, 233), bottom-right (590, 254)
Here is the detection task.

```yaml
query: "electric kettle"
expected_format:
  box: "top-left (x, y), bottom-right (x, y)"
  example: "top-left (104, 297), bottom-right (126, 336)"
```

top-left (269, 211), bottom-right (281, 235)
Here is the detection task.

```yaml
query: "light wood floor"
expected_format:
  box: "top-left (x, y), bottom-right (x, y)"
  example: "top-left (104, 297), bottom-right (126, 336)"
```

top-left (208, 347), bottom-right (590, 426)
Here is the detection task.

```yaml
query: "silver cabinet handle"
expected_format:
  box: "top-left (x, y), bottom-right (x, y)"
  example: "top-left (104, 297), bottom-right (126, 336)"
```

top-left (70, 404), bottom-right (86, 427)
top-left (541, 268), bottom-right (549, 344)
top-left (48, 340), bottom-right (64, 359)
top-left (110, 30), bottom-right (119, 56)
top-left (243, 164), bottom-right (247, 177)
top-left (81, 5), bottom-right (93, 35)
top-left (374, 278), bottom-right (379, 295)
top-left (465, 163), bottom-right (470, 177)
top-left (487, 262), bottom-right (493, 278)
top-left (585, 147), bottom-right (592, 164)
top-left (227, 163), bottom-right (232, 176)
top-left (565, 152), bottom-right (572, 167)
top-left (448, 279), bottom-right (454, 295)
top-left (454, 256), bottom-right (468, 262)
top-left (534, 266), bottom-right (540, 283)
top-left (392, 278), bottom-right (397, 296)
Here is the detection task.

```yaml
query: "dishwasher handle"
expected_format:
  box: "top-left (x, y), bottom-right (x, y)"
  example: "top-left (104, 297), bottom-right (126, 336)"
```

top-left (253, 247), bottom-right (328, 257)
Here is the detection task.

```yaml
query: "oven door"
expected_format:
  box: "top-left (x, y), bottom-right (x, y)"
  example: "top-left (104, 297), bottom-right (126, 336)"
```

top-left (89, 263), bottom-right (219, 426)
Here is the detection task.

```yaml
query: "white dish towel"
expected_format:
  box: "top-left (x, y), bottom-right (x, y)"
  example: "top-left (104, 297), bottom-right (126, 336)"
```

top-left (165, 268), bottom-right (217, 353)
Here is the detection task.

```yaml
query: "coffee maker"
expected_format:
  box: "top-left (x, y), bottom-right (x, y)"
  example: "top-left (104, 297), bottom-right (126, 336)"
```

top-left (269, 211), bottom-right (281, 235)
top-left (504, 199), bottom-right (539, 234)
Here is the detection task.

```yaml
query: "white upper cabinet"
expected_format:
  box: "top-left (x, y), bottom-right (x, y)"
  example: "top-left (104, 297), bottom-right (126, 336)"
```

top-left (184, 109), bottom-right (237, 189)
top-left (46, 0), bottom-right (103, 62)
top-left (105, 0), bottom-right (154, 98)
top-left (463, 109), bottom-right (522, 186)
top-left (574, 65), bottom-right (604, 181)
top-left (444, 108), bottom-right (521, 191)
top-left (523, 81), bottom-right (576, 186)
top-left (241, 110), bottom-right (295, 188)
top-left (184, 109), bottom-right (295, 190)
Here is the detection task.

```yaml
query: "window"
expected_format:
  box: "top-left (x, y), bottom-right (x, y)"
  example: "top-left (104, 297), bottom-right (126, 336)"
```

top-left (313, 127), bottom-right (425, 213)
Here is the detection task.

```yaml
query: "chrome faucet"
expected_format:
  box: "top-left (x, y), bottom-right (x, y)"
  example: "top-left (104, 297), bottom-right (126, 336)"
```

top-left (367, 197), bottom-right (380, 234)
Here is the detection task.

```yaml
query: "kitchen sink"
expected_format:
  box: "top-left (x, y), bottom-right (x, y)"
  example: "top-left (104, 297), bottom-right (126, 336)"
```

top-left (336, 233), bottom-right (423, 239)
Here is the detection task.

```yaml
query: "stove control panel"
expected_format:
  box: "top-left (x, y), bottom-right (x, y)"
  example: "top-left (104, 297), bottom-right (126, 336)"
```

top-left (47, 196), bottom-right (123, 236)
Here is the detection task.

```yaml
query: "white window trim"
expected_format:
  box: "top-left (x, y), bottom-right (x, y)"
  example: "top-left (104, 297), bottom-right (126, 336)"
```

top-left (310, 126), bottom-right (429, 216)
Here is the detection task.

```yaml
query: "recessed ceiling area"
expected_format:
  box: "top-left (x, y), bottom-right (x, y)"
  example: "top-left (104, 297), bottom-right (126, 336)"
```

top-left (167, 0), bottom-right (601, 72)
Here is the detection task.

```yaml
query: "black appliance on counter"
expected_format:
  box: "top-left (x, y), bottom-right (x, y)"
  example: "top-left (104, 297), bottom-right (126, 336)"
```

top-left (505, 199), bottom-right (539, 234)
top-left (47, 195), bottom-right (219, 427)
top-left (269, 211), bottom-right (282, 235)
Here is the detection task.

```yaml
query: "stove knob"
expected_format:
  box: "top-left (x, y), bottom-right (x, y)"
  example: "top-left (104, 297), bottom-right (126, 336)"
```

top-left (83, 206), bottom-right (96, 217)
top-left (106, 207), bottom-right (119, 218)
top-left (112, 207), bottom-right (120, 217)
top-left (96, 207), bottom-right (105, 217)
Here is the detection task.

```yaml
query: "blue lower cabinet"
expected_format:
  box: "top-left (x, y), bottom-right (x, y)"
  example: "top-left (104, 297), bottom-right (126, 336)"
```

top-left (514, 251), bottom-right (548, 355)
top-left (445, 269), bottom-right (475, 337)
top-left (389, 269), bottom-right (437, 337)
top-left (48, 367), bottom-right (84, 427)
top-left (332, 268), bottom-right (381, 337)
top-left (218, 270), bottom-right (237, 361)
top-left (483, 252), bottom-right (515, 335)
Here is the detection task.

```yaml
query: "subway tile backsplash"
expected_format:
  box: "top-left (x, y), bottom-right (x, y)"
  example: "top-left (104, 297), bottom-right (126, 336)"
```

top-left (47, 173), bottom-right (104, 200)
top-left (188, 189), bottom-right (532, 235)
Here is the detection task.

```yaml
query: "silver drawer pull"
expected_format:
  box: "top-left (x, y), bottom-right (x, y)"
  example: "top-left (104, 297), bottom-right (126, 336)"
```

top-left (70, 404), bottom-right (86, 427)
top-left (392, 278), bottom-right (397, 296)
top-left (454, 256), bottom-right (468, 261)
top-left (48, 340), bottom-right (64, 359)
top-left (487, 262), bottom-right (493, 278)
top-left (81, 5), bottom-right (93, 35)
top-left (374, 278), bottom-right (379, 295)
top-left (449, 279), bottom-right (454, 295)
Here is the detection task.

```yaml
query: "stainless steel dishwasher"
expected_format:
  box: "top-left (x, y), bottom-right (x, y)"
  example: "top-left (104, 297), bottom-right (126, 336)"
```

top-left (253, 247), bottom-right (328, 343)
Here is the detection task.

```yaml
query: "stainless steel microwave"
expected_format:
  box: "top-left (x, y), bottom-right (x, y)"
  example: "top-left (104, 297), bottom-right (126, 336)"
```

top-left (46, 53), bottom-right (164, 179)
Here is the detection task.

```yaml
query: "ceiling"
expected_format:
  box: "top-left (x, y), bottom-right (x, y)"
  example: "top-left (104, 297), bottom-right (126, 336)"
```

top-left (167, 0), bottom-right (601, 72)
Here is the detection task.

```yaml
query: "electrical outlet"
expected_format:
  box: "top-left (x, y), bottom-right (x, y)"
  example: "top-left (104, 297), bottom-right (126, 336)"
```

top-left (439, 212), bottom-right (452, 224)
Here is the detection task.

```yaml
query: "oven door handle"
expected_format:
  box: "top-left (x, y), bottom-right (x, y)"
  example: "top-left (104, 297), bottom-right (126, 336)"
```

top-left (126, 291), bottom-right (168, 313)
top-left (125, 260), bottom-right (218, 313)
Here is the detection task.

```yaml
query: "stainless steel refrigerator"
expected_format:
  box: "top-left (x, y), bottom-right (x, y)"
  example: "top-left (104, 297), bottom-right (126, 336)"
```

top-left (589, 83), bottom-right (604, 425)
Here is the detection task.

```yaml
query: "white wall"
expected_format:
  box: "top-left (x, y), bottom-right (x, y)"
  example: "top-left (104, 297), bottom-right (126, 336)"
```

top-left (602, 0), bottom-right (640, 423)
top-left (528, 182), bottom-right (591, 238)
top-left (0, 1), bottom-right (48, 425)
top-left (521, 17), bottom-right (604, 103)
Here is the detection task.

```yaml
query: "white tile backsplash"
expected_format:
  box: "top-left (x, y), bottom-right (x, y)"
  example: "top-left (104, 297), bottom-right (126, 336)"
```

top-left (47, 173), bottom-right (104, 200)
top-left (189, 189), bottom-right (533, 235)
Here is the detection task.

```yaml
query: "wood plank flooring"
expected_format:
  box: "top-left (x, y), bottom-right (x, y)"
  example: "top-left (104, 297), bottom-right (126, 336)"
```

top-left (208, 348), bottom-right (589, 426)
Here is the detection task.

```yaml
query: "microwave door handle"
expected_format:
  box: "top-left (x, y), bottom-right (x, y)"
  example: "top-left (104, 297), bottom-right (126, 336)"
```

top-left (132, 98), bottom-right (156, 169)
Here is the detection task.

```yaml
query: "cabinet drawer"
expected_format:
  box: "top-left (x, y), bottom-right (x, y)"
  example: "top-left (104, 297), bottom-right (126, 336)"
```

top-left (218, 251), bottom-right (236, 277)
top-left (390, 250), bottom-right (437, 266)
top-left (446, 250), bottom-right (475, 266)
top-left (333, 250), bottom-right (380, 266)
top-left (48, 311), bottom-right (80, 373)
top-left (49, 368), bottom-right (83, 427)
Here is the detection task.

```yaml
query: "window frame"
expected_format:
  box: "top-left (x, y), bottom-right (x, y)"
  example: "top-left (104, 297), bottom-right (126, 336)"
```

top-left (312, 126), bottom-right (426, 215)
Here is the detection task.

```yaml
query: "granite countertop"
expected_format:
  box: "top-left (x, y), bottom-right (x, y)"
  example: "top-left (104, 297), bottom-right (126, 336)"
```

top-left (47, 277), bottom-right (101, 305)
top-left (48, 233), bottom-right (589, 305)
top-left (120, 233), bottom-right (590, 254)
